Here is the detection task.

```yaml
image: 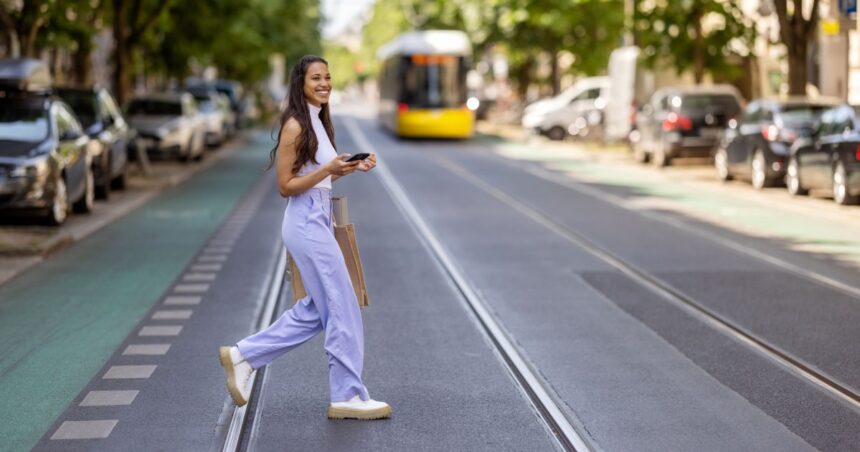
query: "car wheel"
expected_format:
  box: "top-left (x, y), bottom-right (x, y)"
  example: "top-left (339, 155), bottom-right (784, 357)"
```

top-left (786, 157), bottom-right (807, 196)
top-left (653, 142), bottom-right (670, 168)
top-left (95, 158), bottom-right (111, 200)
top-left (833, 161), bottom-right (859, 205)
top-left (751, 150), bottom-right (773, 189)
top-left (547, 126), bottom-right (566, 141)
top-left (73, 166), bottom-right (95, 213)
top-left (714, 148), bottom-right (732, 181)
top-left (45, 175), bottom-right (69, 226)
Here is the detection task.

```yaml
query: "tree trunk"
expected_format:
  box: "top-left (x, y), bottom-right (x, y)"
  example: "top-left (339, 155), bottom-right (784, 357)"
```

top-left (73, 44), bottom-right (92, 86)
top-left (113, 0), bottom-right (131, 103)
top-left (3, 30), bottom-right (20, 57)
top-left (692, 4), bottom-right (704, 84)
top-left (550, 50), bottom-right (560, 96)
top-left (787, 44), bottom-right (808, 95)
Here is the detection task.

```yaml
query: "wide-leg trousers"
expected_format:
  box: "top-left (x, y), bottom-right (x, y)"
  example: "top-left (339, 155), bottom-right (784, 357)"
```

top-left (236, 187), bottom-right (369, 403)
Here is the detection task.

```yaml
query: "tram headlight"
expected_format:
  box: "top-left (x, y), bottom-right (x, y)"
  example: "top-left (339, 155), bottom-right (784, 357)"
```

top-left (466, 97), bottom-right (480, 111)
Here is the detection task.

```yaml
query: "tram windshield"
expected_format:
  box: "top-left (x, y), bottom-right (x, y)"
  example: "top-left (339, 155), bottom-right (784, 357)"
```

top-left (399, 55), bottom-right (467, 109)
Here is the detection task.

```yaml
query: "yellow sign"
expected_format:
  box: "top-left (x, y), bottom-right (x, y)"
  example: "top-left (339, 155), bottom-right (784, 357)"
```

top-left (821, 19), bottom-right (840, 36)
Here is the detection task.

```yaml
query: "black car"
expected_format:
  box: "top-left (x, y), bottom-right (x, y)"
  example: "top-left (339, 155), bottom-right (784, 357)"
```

top-left (715, 97), bottom-right (837, 189)
top-left (787, 104), bottom-right (860, 205)
top-left (632, 85), bottom-right (742, 167)
top-left (56, 86), bottom-right (133, 199)
top-left (0, 58), bottom-right (94, 225)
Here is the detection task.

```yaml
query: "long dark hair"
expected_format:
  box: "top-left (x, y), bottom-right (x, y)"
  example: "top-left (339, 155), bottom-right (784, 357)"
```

top-left (267, 55), bottom-right (336, 173)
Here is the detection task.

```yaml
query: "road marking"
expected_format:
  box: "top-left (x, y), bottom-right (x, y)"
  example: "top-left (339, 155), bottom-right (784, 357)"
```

top-left (152, 309), bottom-right (193, 320)
top-left (51, 420), bottom-right (118, 440)
top-left (204, 246), bottom-right (232, 254)
top-left (80, 390), bottom-right (139, 407)
top-left (198, 255), bottom-right (227, 262)
top-left (139, 325), bottom-right (182, 336)
top-left (103, 365), bottom-right (156, 379)
top-left (164, 295), bottom-right (201, 305)
top-left (174, 283), bottom-right (210, 293)
top-left (345, 117), bottom-right (590, 452)
top-left (191, 263), bottom-right (222, 272)
top-left (123, 344), bottom-right (171, 355)
top-left (183, 273), bottom-right (216, 282)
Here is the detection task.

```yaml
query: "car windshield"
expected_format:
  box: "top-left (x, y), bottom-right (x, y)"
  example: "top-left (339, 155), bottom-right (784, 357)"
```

top-left (194, 96), bottom-right (216, 113)
top-left (678, 94), bottom-right (740, 114)
top-left (57, 91), bottom-right (96, 127)
top-left (127, 99), bottom-right (182, 116)
top-left (779, 105), bottom-right (828, 128)
top-left (0, 103), bottom-right (49, 142)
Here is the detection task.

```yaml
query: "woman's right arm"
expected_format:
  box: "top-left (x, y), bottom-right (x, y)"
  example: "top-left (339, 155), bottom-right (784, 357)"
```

top-left (275, 118), bottom-right (360, 197)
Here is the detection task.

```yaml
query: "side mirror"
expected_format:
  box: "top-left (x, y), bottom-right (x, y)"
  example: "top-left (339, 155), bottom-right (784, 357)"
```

top-left (60, 130), bottom-right (82, 141)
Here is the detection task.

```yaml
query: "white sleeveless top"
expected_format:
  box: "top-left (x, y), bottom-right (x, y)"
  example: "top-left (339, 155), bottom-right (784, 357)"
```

top-left (297, 103), bottom-right (337, 190)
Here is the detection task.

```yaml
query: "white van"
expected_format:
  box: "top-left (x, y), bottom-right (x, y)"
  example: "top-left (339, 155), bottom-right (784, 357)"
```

top-left (521, 76), bottom-right (610, 140)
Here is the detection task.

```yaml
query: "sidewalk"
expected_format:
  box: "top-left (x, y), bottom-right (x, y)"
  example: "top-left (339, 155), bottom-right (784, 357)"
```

top-left (0, 135), bottom-right (252, 285)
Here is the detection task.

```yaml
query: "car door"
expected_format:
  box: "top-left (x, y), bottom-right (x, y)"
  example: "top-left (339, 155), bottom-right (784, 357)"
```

top-left (830, 107), bottom-right (860, 182)
top-left (806, 110), bottom-right (837, 188)
top-left (100, 91), bottom-right (129, 175)
top-left (53, 103), bottom-right (88, 198)
top-left (727, 102), bottom-right (760, 173)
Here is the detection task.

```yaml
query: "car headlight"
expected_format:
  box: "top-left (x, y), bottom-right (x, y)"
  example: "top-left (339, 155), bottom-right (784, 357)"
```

top-left (156, 127), bottom-right (169, 138)
top-left (10, 158), bottom-right (48, 178)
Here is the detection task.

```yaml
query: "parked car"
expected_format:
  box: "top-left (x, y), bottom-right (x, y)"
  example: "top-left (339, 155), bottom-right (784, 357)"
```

top-left (184, 87), bottom-right (227, 147)
top-left (714, 97), bottom-right (838, 189)
top-left (521, 76), bottom-right (609, 141)
top-left (215, 93), bottom-right (237, 138)
top-left (186, 78), bottom-right (246, 129)
top-left (0, 58), bottom-right (94, 225)
top-left (56, 86), bottom-right (133, 199)
top-left (787, 104), bottom-right (860, 205)
top-left (631, 85), bottom-right (743, 167)
top-left (126, 93), bottom-right (206, 161)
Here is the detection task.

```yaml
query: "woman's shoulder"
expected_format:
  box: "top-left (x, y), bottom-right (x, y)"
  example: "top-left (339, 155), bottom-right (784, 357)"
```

top-left (280, 117), bottom-right (303, 142)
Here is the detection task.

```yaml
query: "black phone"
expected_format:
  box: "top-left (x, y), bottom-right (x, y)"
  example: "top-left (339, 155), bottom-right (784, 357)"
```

top-left (345, 153), bottom-right (370, 162)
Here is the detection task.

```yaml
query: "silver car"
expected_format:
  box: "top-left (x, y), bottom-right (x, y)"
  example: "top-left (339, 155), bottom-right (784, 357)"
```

top-left (126, 93), bottom-right (206, 161)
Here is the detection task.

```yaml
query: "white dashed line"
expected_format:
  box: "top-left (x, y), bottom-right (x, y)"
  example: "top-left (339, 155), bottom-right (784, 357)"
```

top-left (139, 325), bottom-right (183, 336)
top-left (123, 344), bottom-right (171, 355)
top-left (103, 365), bottom-right (156, 379)
top-left (164, 295), bottom-right (201, 305)
top-left (198, 255), bottom-right (227, 262)
top-left (152, 310), bottom-right (193, 320)
top-left (191, 263), bottom-right (222, 272)
top-left (51, 420), bottom-right (118, 440)
top-left (182, 273), bottom-right (216, 282)
top-left (174, 283), bottom-right (210, 293)
top-left (80, 390), bottom-right (139, 407)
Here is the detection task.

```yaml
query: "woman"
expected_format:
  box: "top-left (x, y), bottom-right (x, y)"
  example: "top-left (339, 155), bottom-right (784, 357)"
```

top-left (219, 55), bottom-right (390, 420)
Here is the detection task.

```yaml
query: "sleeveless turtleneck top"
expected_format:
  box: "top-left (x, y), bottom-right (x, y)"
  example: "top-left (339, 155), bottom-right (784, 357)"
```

top-left (297, 103), bottom-right (337, 190)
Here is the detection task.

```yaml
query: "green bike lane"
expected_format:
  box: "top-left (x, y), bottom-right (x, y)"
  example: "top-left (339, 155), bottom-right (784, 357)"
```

top-left (481, 135), bottom-right (860, 274)
top-left (0, 131), bottom-right (271, 452)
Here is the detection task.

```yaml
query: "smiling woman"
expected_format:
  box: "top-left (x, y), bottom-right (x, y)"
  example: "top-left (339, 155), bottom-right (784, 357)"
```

top-left (219, 55), bottom-right (390, 420)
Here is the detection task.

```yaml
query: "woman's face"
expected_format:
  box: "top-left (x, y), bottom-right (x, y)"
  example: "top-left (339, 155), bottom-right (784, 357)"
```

top-left (304, 62), bottom-right (331, 107)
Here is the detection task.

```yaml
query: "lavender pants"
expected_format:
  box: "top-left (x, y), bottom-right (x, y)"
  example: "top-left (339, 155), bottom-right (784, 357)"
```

top-left (237, 187), bottom-right (369, 403)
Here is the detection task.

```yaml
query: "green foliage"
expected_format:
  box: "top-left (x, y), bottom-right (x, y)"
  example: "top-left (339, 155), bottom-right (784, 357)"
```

top-left (635, 0), bottom-right (755, 82)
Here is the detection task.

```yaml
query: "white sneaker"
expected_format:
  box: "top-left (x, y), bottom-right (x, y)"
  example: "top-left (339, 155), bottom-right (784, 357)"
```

top-left (327, 395), bottom-right (392, 420)
top-left (219, 346), bottom-right (253, 406)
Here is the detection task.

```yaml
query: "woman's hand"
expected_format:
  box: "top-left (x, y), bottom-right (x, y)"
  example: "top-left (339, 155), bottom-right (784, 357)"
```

top-left (357, 153), bottom-right (377, 172)
top-left (326, 154), bottom-right (362, 176)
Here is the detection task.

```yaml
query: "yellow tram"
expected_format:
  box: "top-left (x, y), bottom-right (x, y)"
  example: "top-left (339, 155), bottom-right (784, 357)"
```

top-left (377, 30), bottom-right (475, 139)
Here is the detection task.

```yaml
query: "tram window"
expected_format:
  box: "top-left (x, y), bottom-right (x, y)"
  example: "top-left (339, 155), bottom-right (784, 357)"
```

top-left (399, 55), bottom-right (466, 109)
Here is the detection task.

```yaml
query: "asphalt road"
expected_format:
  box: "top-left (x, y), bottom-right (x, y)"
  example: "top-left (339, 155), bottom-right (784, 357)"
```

top-left (7, 106), bottom-right (860, 452)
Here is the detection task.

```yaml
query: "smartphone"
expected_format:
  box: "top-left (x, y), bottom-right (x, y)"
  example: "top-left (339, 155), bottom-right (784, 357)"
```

top-left (345, 153), bottom-right (370, 162)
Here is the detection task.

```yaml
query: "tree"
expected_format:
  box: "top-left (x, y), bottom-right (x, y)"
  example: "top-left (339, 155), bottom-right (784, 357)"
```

top-left (773, 0), bottom-right (819, 95)
top-left (110, 0), bottom-right (172, 103)
top-left (0, 0), bottom-right (55, 57)
top-left (635, 0), bottom-right (755, 84)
